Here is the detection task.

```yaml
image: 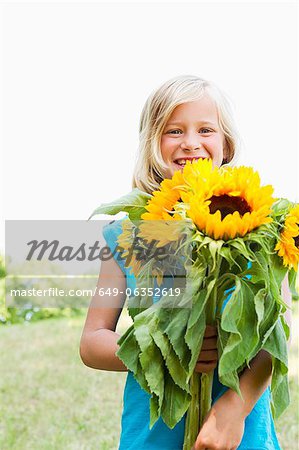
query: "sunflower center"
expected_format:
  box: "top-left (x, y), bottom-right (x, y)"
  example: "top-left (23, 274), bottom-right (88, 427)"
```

top-left (208, 194), bottom-right (251, 219)
top-left (294, 234), bottom-right (299, 248)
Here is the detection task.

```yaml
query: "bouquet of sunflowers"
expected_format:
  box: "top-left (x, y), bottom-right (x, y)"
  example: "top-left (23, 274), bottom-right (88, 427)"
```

top-left (90, 159), bottom-right (298, 449)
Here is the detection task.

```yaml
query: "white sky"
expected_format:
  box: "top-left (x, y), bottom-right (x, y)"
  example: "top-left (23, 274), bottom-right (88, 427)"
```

top-left (1, 1), bottom-right (298, 253)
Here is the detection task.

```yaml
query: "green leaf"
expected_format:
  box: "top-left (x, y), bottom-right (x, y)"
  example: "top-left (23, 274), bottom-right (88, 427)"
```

top-left (280, 314), bottom-right (290, 342)
top-left (158, 307), bottom-right (191, 372)
top-left (288, 269), bottom-right (299, 301)
top-left (253, 287), bottom-right (266, 341)
top-left (228, 238), bottom-right (255, 261)
top-left (270, 252), bottom-right (288, 289)
top-left (134, 316), bottom-right (165, 409)
top-left (116, 324), bottom-right (140, 374)
top-left (268, 260), bottom-right (289, 310)
top-left (263, 318), bottom-right (290, 418)
top-left (185, 282), bottom-right (216, 376)
top-left (219, 246), bottom-right (237, 270)
top-left (185, 311), bottom-right (206, 377)
top-left (217, 323), bottom-right (230, 358)
top-left (188, 283), bottom-right (214, 329)
top-left (219, 282), bottom-right (267, 371)
top-left (185, 256), bottom-right (207, 292)
top-left (259, 295), bottom-right (280, 348)
top-left (219, 370), bottom-right (242, 398)
top-left (88, 188), bottom-right (152, 220)
top-left (219, 280), bottom-right (260, 391)
top-left (151, 327), bottom-right (189, 391)
top-left (271, 198), bottom-right (293, 218)
top-left (149, 394), bottom-right (160, 429)
top-left (249, 252), bottom-right (269, 286)
top-left (208, 240), bottom-right (224, 271)
top-left (135, 359), bottom-right (152, 394)
top-left (161, 373), bottom-right (191, 429)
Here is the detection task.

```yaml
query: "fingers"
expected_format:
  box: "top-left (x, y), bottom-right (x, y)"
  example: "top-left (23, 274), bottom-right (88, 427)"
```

top-left (204, 325), bottom-right (217, 337)
top-left (201, 336), bottom-right (217, 350)
top-left (195, 361), bottom-right (217, 373)
top-left (198, 349), bottom-right (218, 361)
top-left (195, 325), bottom-right (218, 373)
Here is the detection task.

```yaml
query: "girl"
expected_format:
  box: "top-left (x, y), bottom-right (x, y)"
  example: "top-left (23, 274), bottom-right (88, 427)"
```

top-left (80, 75), bottom-right (292, 450)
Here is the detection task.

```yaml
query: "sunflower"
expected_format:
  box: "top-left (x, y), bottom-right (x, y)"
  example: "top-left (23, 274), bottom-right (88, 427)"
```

top-left (141, 158), bottom-right (274, 241)
top-left (275, 205), bottom-right (299, 271)
top-left (138, 220), bottom-right (187, 248)
top-left (185, 162), bottom-right (275, 240)
top-left (117, 219), bottom-right (178, 278)
top-left (117, 219), bottom-right (143, 276)
top-left (140, 159), bottom-right (217, 225)
top-left (141, 170), bottom-right (186, 221)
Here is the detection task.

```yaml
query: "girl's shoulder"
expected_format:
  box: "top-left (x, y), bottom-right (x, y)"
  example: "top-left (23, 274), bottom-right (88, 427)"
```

top-left (102, 216), bottom-right (129, 275)
top-left (102, 216), bottom-right (128, 245)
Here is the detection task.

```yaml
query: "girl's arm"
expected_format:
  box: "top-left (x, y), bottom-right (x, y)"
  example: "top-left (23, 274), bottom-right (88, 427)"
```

top-left (193, 274), bottom-right (292, 450)
top-left (79, 254), bottom-right (128, 372)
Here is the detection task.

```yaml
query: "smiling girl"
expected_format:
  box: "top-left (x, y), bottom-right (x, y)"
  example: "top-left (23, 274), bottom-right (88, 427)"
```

top-left (80, 75), bottom-right (290, 450)
top-left (160, 97), bottom-right (227, 174)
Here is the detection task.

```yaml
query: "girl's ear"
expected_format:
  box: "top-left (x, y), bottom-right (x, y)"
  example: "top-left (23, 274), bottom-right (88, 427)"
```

top-left (222, 148), bottom-right (229, 165)
top-left (221, 138), bottom-right (228, 165)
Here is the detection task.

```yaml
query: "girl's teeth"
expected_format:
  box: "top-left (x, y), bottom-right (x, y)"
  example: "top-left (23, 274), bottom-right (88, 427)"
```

top-left (175, 157), bottom-right (203, 166)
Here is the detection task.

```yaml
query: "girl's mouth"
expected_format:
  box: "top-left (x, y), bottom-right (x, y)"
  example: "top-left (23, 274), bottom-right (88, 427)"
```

top-left (173, 157), bottom-right (206, 168)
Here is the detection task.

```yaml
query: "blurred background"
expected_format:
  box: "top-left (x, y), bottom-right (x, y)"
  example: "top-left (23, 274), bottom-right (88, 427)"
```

top-left (0, 1), bottom-right (298, 449)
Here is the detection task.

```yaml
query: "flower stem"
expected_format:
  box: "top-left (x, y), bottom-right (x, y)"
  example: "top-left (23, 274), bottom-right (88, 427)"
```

top-left (183, 255), bottom-right (222, 449)
top-left (199, 371), bottom-right (213, 428)
top-left (199, 255), bottom-right (221, 426)
top-left (183, 372), bottom-right (200, 450)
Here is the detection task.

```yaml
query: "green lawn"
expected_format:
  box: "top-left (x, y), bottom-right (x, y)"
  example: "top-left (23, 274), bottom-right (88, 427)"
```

top-left (0, 305), bottom-right (298, 450)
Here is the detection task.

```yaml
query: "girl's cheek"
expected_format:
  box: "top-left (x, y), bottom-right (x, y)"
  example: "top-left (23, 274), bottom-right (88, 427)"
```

top-left (161, 136), bottom-right (170, 149)
top-left (163, 136), bottom-right (175, 145)
top-left (209, 136), bottom-right (224, 152)
top-left (161, 138), bottom-right (177, 154)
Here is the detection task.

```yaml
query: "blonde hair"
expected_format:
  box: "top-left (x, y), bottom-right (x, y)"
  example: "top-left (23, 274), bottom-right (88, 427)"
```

top-left (132, 75), bottom-right (241, 194)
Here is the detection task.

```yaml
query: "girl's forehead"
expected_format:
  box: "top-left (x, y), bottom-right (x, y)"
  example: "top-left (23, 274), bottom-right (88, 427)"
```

top-left (167, 96), bottom-right (218, 124)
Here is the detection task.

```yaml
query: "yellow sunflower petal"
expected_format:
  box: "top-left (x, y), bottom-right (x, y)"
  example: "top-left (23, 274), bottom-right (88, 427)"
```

top-left (275, 205), bottom-right (299, 271)
top-left (183, 161), bottom-right (275, 240)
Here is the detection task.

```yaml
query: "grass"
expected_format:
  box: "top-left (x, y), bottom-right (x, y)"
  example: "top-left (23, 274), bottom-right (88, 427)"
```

top-left (275, 301), bottom-right (299, 449)
top-left (0, 314), bottom-right (128, 450)
top-left (0, 305), bottom-right (298, 450)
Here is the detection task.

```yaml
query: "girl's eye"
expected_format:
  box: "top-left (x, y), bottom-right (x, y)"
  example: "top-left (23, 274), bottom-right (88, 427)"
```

top-left (167, 130), bottom-right (182, 135)
top-left (200, 128), bottom-right (213, 134)
top-left (166, 128), bottom-right (213, 135)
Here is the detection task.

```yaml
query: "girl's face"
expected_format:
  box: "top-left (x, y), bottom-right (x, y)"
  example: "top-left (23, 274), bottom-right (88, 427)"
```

top-left (160, 95), bottom-right (226, 178)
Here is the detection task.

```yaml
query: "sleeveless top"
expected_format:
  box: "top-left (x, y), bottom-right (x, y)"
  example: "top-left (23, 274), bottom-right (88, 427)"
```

top-left (102, 219), bottom-right (282, 450)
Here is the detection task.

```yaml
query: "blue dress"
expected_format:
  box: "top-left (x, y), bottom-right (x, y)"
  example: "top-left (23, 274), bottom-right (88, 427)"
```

top-left (102, 220), bottom-right (282, 450)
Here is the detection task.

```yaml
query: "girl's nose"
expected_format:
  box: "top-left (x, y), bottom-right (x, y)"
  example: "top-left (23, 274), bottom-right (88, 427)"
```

top-left (181, 143), bottom-right (202, 152)
top-left (180, 134), bottom-right (202, 151)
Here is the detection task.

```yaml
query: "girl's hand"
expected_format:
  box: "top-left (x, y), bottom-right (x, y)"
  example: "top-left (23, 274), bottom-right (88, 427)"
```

top-left (191, 390), bottom-right (246, 450)
top-left (195, 325), bottom-right (218, 374)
